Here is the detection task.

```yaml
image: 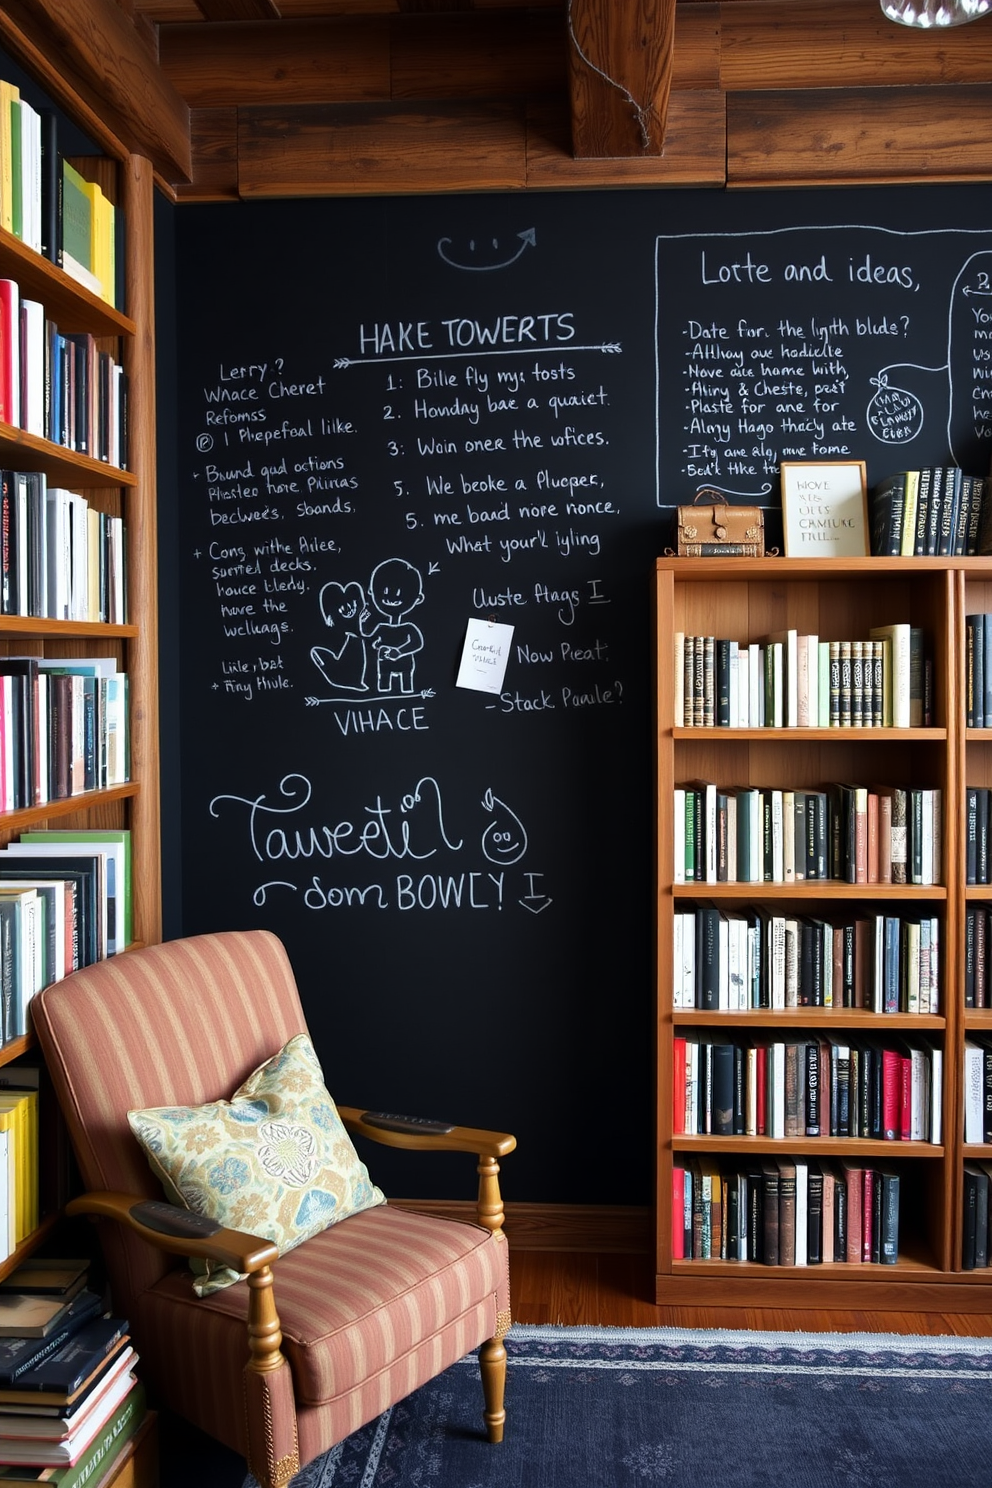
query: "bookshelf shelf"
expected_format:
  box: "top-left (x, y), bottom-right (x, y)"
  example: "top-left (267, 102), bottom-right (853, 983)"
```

top-left (0, 224), bottom-right (134, 338)
top-left (0, 424), bottom-right (136, 490)
top-left (656, 555), bottom-right (970, 1304)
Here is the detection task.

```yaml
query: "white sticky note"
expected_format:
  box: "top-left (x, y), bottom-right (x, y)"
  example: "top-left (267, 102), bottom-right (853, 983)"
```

top-left (456, 617), bottom-right (514, 693)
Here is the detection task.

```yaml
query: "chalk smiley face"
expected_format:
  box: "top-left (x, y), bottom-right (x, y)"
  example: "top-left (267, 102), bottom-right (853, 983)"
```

top-left (481, 789), bottom-right (528, 865)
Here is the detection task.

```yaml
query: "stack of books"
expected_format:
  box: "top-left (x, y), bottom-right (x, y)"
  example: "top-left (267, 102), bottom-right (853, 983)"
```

top-left (0, 1260), bottom-right (143, 1488)
top-left (869, 465), bottom-right (986, 556)
top-left (673, 1157), bottom-right (901, 1266)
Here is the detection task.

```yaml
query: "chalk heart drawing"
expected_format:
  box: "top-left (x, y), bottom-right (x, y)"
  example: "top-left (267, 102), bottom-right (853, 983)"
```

top-left (481, 789), bottom-right (528, 865)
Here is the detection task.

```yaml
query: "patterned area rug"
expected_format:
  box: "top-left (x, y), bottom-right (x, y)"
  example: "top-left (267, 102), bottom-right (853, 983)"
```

top-left (243, 1323), bottom-right (992, 1488)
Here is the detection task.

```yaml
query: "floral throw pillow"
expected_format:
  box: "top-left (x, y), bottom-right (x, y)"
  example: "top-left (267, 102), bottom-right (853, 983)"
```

top-left (127, 1032), bottom-right (385, 1295)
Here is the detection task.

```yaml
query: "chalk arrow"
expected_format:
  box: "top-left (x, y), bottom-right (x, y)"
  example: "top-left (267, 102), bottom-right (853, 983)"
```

top-left (437, 228), bottom-right (536, 272)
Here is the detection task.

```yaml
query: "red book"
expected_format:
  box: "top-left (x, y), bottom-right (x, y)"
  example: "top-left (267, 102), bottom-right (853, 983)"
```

top-left (672, 1037), bottom-right (687, 1135)
top-left (881, 1047), bottom-right (901, 1140)
top-left (899, 1052), bottom-right (913, 1142)
top-left (672, 1164), bottom-right (686, 1259)
top-left (867, 792), bottom-right (879, 883)
top-left (862, 1166), bottom-right (874, 1262)
top-left (0, 279), bottom-right (19, 427)
top-left (755, 1045), bottom-right (767, 1136)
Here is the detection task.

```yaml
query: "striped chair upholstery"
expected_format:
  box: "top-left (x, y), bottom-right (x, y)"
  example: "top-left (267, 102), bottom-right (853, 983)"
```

top-left (32, 931), bottom-right (512, 1487)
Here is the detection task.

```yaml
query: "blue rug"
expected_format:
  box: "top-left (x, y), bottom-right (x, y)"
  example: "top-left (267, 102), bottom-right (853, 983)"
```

top-left (246, 1323), bottom-right (992, 1488)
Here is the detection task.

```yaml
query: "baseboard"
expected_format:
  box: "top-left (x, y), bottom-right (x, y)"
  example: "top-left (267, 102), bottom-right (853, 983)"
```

top-left (389, 1200), bottom-right (653, 1253)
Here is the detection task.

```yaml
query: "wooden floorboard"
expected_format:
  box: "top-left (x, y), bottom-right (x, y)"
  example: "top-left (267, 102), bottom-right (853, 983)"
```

top-left (508, 1250), bottom-right (992, 1336)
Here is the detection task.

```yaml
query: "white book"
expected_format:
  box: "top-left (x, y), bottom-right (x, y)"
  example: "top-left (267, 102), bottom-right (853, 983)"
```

top-left (797, 634), bottom-right (811, 726)
top-left (794, 1157), bottom-right (808, 1266)
top-left (769, 1041), bottom-right (786, 1139)
top-left (727, 914), bottom-right (743, 1011)
top-left (673, 788), bottom-right (685, 884)
top-left (921, 787), bottom-right (934, 885)
top-left (748, 644), bottom-right (762, 726)
top-left (964, 1040), bottom-right (984, 1144)
top-left (19, 298), bottom-right (45, 438)
top-left (784, 918), bottom-right (800, 1008)
top-left (0, 1127), bottom-right (10, 1263)
top-left (806, 634), bottom-right (819, 727)
top-left (728, 641), bottom-right (739, 729)
top-left (766, 629), bottom-right (798, 726)
top-left (930, 1046), bottom-right (943, 1144)
top-left (869, 622), bottom-right (911, 728)
top-left (738, 649), bottom-right (750, 728)
top-left (672, 911), bottom-right (683, 1008)
top-left (768, 911), bottom-right (786, 1009)
top-left (910, 1048), bottom-right (926, 1142)
top-left (718, 913), bottom-right (729, 1010)
top-left (771, 788), bottom-right (784, 882)
top-left (678, 911), bottom-right (696, 1009)
top-left (685, 1041), bottom-right (699, 1135)
top-left (45, 486), bottom-right (72, 621)
top-left (783, 789), bottom-right (795, 883)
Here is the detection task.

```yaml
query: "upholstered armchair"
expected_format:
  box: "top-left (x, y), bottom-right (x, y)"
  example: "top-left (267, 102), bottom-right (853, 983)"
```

top-left (31, 930), bottom-right (515, 1488)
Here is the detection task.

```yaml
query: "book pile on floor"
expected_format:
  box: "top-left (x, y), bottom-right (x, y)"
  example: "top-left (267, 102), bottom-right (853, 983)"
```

top-left (0, 1259), bottom-right (143, 1486)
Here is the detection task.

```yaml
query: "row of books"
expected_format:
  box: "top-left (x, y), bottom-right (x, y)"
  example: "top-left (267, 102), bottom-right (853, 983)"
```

top-left (869, 465), bottom-right (987, 557)
top-left (962, 1162), bottom-right (992, 1269)
top-left (0, 281), bottom-right (127, 468)
top-left (0, 76), bottom-right (121, 309)
top-left (674, 623), bottom-right (927, 730)
top-left (673, 1156), bottom-right (900, 1266)
top-left (674, 1032), bottom-right (941, 1143)
top-left (675, 781), bottom-right (939, 887)
top-left (965, 906), bottom-right (992, 1008)
top-left (965, 787), bottom-right (992, 885)
top-left (965, 612), bottom-right (992, 728)
top-left (673, 905), bottom-right (941, 1014)
top-left (0, 659), bottom-right (128, 814)
top-left (0, 1260), bottom-right (144, 1485)
top-left (0, 474), bottom-right (126, 624)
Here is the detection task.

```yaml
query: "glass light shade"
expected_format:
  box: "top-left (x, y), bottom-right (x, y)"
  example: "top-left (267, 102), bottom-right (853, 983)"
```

top-left (881, 0), bottom-right (990, 25)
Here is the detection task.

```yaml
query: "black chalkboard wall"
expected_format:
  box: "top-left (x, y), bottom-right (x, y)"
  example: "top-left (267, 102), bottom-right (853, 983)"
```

top-left (171, 184), bottom-right (992, 1206)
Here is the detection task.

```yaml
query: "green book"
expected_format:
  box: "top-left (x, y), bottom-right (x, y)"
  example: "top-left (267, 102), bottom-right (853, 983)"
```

top-left (8, 99), bottom-right (20, 243)
top-left (60, 161), bottom-right (91, 271)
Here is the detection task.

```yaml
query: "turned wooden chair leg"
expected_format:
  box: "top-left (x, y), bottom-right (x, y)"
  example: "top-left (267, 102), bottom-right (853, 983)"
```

top-left (479, 1334), bottom-right (507, 1443)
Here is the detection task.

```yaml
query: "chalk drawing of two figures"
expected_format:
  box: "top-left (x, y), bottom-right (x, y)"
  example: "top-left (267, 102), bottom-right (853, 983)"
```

top-left (311, 557), bottom-right (425, 696)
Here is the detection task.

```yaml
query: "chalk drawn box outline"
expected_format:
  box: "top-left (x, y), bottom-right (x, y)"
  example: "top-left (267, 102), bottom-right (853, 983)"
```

top-left (780, 460), bottom-right (869, 559)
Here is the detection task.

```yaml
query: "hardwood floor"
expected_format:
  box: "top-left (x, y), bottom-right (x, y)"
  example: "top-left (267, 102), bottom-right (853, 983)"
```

top-left (508, 1249), bottom-right (992, 1337)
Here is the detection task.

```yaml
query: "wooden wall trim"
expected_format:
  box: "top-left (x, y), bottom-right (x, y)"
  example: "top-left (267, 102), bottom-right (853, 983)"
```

top-left (728, 85), bottom-right (992, 186)
top-left (390, 1200), bottom-right (654, 1253)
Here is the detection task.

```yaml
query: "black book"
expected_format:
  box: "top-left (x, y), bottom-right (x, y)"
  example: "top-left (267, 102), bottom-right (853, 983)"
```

top-left (746, 1166), bottom-right (764, 1264)
top-left (726, 1172), bottom-right (740, 1261)
top-left (963, 1166), bottom-right (980, 1270)
top-left (968, 1165), bottom-right (990, 1268)
top-left (879, 1170), bottom-right (900, 1266)
top-left (967, 787), bottom-right (979, 885)
top-left (732, 1044), bottom-right (745, 1136)
top-left (798, 919), bottom-right (815, 1008)
top-left (834, 1168), bottom-right (848, 1261)
top-left (715, 638), bottom-right (731, 727)
top-left (936, 466), bottom-right (961, 556)
top-left (0, 658), bottom-right (39, 810)
top-left (807, 1159), bottom-right (824, 1266)
top-left (869, 472), bottom-right (905, 557)
top-left (967, 475), bottom-right (986, 555)
top-left (711, 1039), bottom-right (735, 1137)
top-left (761, 1164), bottom-right (780, 1267)
top-left (975, 616), bottom-right (986, 729)
top-left (925, 464), bottom-right (944, 555)
top-left (0, 1291), bottom-right (103, 1387)
top-left (914, 465), bottom-right (933, 555)
top-left (871, 1170), bottom-right (882, 1265)
top-left (978, 787), bottom-right (991, 885)
top-left (2, 1318), bottom-right (126, 1401)
top-left (805, 1039), bottom-right (821, 1137)
top-left (39, 110), bottom-right (62, 267)
top-left (966, 905), bottom-right (977, 1009)
top-left (695, 902), bottom-right (721, 1012)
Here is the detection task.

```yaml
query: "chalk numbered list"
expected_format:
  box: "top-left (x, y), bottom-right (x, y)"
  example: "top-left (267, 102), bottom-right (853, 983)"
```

top-left (186, 308), bottom-right (628, 723)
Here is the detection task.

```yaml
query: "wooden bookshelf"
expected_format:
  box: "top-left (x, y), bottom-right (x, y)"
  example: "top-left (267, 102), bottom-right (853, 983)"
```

top-left (653, 556), bottom-right (992, 1312)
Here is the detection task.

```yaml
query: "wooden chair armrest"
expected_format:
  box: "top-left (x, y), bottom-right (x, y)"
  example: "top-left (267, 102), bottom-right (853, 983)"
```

top-left (66, 1190), bottom-right (279, 1274)
top-left (339, 1106), bottom-right (516, 1159)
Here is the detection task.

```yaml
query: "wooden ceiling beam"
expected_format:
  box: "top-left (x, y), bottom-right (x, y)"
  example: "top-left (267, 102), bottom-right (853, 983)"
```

top-left (0, 0), bottom-right (192, 180)
top-left (567, 0), bottom-right (675, 157)
top-left (193, 0), bottom-right (282, 19)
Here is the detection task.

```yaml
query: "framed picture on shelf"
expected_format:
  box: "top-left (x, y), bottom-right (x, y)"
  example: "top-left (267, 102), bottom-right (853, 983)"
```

top-left (780, 460), bottom-right (869, 558)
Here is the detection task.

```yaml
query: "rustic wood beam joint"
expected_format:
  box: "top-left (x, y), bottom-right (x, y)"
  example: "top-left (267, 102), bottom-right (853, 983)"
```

top-left (567, 0), bottom-right (675, 158)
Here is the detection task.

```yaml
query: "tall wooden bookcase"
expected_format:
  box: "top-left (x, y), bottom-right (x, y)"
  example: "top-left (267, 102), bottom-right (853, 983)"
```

top-left (0, 113), bottom-right (161, 1260)
top-left (653, 556), bottom-right (992, 1314)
